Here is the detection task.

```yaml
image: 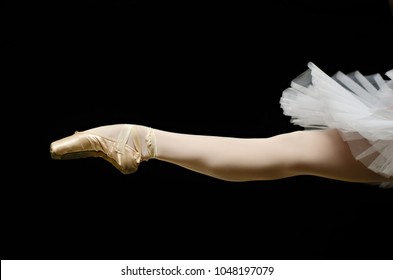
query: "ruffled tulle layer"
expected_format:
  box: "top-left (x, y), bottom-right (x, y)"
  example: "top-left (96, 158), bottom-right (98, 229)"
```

top-left (280, 62), bottom-right (393, 188)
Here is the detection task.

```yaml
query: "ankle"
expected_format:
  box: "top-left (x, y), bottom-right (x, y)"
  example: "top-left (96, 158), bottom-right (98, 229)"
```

top-left (142, 126), bottom-right (157, 161)
top-left (129, 125), bottom-right (156, 162)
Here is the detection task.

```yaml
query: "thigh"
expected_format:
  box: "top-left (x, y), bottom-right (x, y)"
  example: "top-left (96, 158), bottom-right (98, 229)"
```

top-left (293, 129), bottom-right (391, 183)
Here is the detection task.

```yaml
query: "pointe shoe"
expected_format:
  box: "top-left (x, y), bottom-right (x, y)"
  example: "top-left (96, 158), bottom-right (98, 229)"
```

top-left (50, 124), bottom-right (156, 174)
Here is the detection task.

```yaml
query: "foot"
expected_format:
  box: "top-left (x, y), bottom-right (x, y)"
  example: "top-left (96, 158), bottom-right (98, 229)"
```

top-left (50, 124), bottom-right (156, 174)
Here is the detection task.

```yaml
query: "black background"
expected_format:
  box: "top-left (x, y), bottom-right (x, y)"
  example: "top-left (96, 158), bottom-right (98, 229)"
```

top-left (2, 0), bottom-right (393, 260)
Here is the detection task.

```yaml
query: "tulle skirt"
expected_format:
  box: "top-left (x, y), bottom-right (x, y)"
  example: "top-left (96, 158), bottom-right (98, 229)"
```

top-left (280, 62), bottom-right (393, 188)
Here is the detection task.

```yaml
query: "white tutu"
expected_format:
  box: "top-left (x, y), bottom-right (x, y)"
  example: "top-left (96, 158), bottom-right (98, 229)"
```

top-left (280, 62), bottom-right (393, 188)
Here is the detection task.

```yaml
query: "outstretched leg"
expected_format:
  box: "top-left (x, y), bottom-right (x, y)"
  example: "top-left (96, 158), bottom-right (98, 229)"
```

top-left (153, 128), bottom-right (389, 183)
top-left (50, 125), bottom-right (390, 183)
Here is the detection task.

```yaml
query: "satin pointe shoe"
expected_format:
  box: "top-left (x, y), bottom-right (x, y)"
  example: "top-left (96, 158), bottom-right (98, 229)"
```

top-left (50, 124), bottom-right (156, 174)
